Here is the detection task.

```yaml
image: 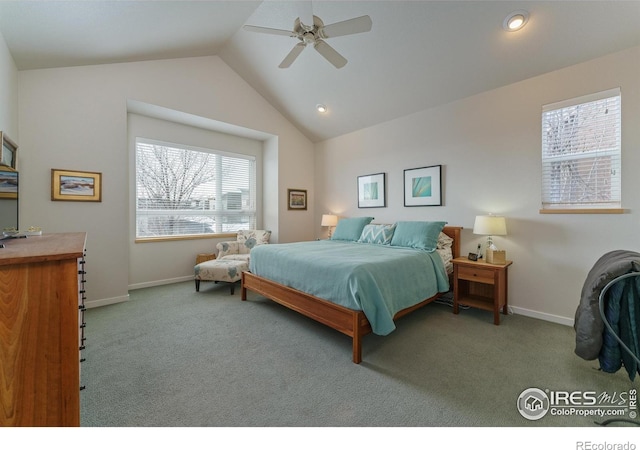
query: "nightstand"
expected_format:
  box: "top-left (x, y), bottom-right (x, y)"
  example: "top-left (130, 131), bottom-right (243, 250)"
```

top-left (452, 256), bottom-right (512, 325)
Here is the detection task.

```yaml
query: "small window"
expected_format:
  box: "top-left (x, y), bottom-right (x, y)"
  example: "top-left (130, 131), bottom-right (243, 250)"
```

top-left (135, 138), bottom-right (256, 239)
top-left (541, 88), bottom-right (621, 212)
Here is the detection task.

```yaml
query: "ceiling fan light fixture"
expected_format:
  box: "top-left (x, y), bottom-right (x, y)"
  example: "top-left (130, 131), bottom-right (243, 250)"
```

top-left (244, 14), bottom-right (372, 69)
top-left (503, 10), bottom-right (529, 32)
top-left (316, 104), bottom-right (328, 113)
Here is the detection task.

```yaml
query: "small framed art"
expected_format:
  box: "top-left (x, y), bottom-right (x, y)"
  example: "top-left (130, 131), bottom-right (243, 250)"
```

top-left (358, 172), bottom-right (386, 208)
top-left (404, 165), bottom-right (442, 207)
top-left (51, 169), bottom-right (102, 202)
top-left (287, 188), bottom-right (307, 210)
top-left (0, 131), bottom-right (18, 170)
top-left (0, 169), bottom-right (18, 199)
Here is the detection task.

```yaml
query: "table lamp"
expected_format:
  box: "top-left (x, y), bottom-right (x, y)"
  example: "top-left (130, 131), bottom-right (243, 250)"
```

top-left (321, 214), bottom-right (338, 238)
top-left (473, 215), bottom-right (507, 259)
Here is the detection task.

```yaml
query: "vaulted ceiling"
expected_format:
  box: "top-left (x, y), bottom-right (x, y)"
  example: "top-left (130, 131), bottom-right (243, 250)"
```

top-left (1, 1), bottom-right (639, 142)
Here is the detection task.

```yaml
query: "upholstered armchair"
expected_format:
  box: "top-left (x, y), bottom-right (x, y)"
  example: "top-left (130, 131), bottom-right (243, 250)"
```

top-left (216, 229), bottom-right (272, 262)
top-left (194, 230), bottom-right (271, 295)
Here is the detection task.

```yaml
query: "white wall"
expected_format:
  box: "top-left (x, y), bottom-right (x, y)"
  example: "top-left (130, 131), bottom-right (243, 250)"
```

top-left (17, 56), bottom-right (315, 306)
top-left (315, 46), bottom-right (640, 325)
top-left (0, 30), bottom-right (17, 139)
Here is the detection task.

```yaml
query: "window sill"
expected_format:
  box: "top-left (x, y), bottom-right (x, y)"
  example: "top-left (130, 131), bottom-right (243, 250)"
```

top-left (539, 208), bottom-right (626, 215)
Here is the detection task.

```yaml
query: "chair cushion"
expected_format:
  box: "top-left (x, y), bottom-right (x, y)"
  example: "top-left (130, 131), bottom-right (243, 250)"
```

top-left (195, 259), bottom-right (249, 283)
top-left (219, 254), bottom-right (250, 262)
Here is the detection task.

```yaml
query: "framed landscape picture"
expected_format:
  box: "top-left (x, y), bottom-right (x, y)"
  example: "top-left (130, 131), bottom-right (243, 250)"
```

top-left (404, 165), bottom-right (442, 207)
top-left (0, 169), bottom-right (18, 199)
top-left (51, 169), bottom-right (102, 202)
top-left (287, 188), bottom-right (307, 210)
top-left (358, 172), bottom-right (386, 208)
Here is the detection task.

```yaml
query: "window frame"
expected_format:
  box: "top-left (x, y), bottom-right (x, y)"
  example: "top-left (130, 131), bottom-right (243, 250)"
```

top-left (540, 87), bottom-right (623, 214)
top-left (134, 137), bottom-right (257, 241)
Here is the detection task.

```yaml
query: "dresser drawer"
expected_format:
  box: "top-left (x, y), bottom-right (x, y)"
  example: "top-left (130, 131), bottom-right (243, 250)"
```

top-left (457, 265), bottom-right (495, 284)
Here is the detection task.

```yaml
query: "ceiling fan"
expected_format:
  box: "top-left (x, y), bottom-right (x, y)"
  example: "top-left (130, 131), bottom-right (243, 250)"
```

top-left (243, 14), bottom-right (372, 69)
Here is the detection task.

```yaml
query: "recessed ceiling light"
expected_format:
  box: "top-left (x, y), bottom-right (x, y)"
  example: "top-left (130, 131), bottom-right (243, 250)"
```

top-left (316, 104), bottom-right (327, 113)
top-left (503, 10), bottom-right (529, 32)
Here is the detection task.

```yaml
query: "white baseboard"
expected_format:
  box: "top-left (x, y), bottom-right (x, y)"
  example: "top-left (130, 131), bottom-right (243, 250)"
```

top-left (85, 276), bottom-right (193, 309)
top-left (85, 294), bottom-right (130, 309)
top-left (510, 305), bottom-right (574, 327)
top-left (87, 279), bottom-right (576, 329)
top-left (128, 275), bottom-right (193, 291)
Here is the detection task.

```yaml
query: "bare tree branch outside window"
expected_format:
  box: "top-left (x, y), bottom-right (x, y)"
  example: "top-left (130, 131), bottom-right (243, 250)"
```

top-left (541, 90), bottom-right (621, 210)
top-left (135, 140), bottom-right (256, 238)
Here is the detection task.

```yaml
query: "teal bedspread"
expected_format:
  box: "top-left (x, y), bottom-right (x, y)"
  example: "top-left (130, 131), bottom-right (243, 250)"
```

top-left (249, 240), bottom-right (450, 335)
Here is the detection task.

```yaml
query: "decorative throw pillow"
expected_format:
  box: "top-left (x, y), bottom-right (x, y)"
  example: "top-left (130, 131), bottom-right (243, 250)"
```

top-left (358, 224), bottom-right (396, 245)
top-left (331, 217), bottom-right (374, 241)
top-left (390, 221), bottom-right (447, 251)
top-left (437, 231), bottom-right (453, 249)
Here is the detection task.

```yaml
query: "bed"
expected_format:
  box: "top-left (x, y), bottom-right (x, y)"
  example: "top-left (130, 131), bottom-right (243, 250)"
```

top-left (241, 221), bottom-right (462, 363)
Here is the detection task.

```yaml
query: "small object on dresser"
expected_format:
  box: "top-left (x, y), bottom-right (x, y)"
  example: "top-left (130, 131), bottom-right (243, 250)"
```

top-left (468, 252), bottom-right (478, 261)
top-left (24, 226), bottom-right (42, 236)
top-left (486, 249), bottom-right (506, 265)
top-left (3, 227), bottom-right (18, 237)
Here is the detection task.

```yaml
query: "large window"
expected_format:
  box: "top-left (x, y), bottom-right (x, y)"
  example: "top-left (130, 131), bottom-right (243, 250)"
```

top-left (135, 138), bottom-right (256, 239)
top-left (541, 88), bottom-right (621, 212)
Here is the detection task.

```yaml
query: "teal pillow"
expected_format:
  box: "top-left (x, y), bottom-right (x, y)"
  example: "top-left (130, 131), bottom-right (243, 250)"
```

top-left (358, 224), bottom-right (396, 245)
top-left (331, 217), bottom-right (374, 241)
top-left (390, 221), bottom-right (447, 251)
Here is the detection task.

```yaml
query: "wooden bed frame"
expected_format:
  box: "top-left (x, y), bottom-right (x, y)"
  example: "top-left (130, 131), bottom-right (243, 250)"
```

top-left (241, 226), bottom-right (462, 364)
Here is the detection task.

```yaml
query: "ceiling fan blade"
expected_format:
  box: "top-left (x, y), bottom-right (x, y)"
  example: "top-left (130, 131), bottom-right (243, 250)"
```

top-left (279, 43), bottom-right (306, 68)
top-left (314, 40), bottom-right (347, 68)
top-left (319, 15), bottom-right (372, 39)
top-left (243, 24), bottom-right (297, 37)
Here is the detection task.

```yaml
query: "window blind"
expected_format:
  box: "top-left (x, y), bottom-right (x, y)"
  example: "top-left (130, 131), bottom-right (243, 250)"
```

top-left (541, 88), bottom-right (621, 210)
top-left (135, 138), bottom-right (256, 238)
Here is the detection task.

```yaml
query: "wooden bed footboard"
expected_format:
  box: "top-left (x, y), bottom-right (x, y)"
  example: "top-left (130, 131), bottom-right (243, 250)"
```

top-left (241, 271), bottom-right (372, 363)
top-left (241, 226), bottom-right (462, 363)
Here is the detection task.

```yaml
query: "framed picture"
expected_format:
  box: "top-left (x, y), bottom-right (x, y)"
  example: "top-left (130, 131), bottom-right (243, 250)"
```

top-left (358, 172), bottom-right (386, 208)
top-left (404, 165), bottom-right (442, 207)
top-left (0, 131), bottom-right (18, 170)
top-left (0, 169), bottom-right (18, 199)
top-left (51, 169), bottom-right (102, 202)
top-left (287, 188), bottom-right (307, 210)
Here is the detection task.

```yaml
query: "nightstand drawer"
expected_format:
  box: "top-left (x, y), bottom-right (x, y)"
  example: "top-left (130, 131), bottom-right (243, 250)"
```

top-left (457, 265), bottom-right (494, 284)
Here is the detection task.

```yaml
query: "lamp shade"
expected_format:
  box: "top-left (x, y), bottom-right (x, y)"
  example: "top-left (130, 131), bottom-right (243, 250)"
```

top-left (321, 214), bottom-right (338, 227)
top-left (473, 215), bottom-right (507, 236)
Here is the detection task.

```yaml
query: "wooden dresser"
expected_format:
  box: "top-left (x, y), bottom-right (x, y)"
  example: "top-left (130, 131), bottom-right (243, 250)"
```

top-left (0, 232), bottom-right (87, 426)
